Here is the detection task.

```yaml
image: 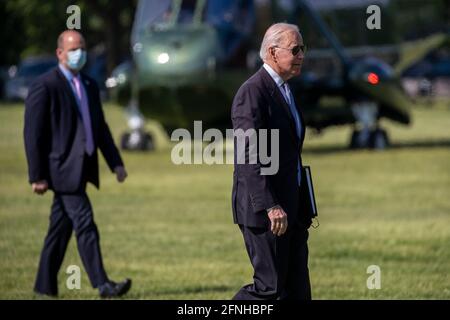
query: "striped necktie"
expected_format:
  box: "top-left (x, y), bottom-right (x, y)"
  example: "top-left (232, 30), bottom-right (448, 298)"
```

top-left (282, 82), bottom-right (302, 139)
top-left (282, 82), bottom-right (302, 186)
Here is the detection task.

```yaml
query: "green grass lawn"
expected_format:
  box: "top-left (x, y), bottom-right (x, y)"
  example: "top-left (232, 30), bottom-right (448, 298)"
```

top-left (0, 102), bottom-right (449, 299)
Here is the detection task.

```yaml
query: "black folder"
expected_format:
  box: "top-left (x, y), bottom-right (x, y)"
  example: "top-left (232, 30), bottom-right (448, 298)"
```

top-left (300, 166), bottom-right (318, 219)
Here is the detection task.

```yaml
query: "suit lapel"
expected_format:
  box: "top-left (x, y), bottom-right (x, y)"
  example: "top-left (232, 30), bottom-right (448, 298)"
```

top-left (80, 74), bottom-right (94, 120)
top-left (55, 68), bottom-right (80, 115)
top-left (80, 74), bottom-right (91, 105)
top-left (259, 67), bottom-right (299, 145)
top-left (295, 99), bottom-right (306, 147)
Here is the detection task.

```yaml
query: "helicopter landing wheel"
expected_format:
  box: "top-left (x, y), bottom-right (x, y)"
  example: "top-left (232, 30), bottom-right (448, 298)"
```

top-left (369, 128), bottom-right (389, 150)
top-left (350, 127), bottom-right (389, 150)
top-left (120, 130), bottom-right (154, 151)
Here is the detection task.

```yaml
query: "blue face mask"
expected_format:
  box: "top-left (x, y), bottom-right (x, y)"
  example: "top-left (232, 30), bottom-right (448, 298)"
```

top-left (66, 48), bottom-right (87, 71)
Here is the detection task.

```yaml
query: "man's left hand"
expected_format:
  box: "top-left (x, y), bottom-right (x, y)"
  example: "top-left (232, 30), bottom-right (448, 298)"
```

top-left (114, 166), bottom-right (128, 183)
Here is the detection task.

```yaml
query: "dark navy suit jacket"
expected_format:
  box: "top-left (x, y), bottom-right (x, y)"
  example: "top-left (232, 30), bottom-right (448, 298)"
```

top-left (24, 67), bottom-right (123, 193)
top-left (231, 67), bottom-right (307, 228)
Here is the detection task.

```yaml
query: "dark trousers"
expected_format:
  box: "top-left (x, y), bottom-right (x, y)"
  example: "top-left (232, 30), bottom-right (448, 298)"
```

top-left (34, 191), bottom-right (108, 295)
top-left (233, 221), bottom-right (311, 300)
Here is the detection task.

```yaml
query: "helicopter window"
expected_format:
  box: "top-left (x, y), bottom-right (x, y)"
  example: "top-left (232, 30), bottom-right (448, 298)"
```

top-left (156, 0), bottom-right (209, 26)
top-left (205, 0), bottom-right (255, 64)
top-left (176, 0), bottom-right (197, 24)
top-left (135, 0), bottom-right (206, 32)
top-left (205, 0), bottom-right (254, 33)
top-left (137, 0), bottom-right (255, 29)
top-left (138, 0), bottom-right (172, 29)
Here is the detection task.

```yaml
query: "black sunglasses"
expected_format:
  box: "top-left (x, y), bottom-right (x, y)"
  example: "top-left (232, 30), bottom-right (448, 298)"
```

top-left (274, 44), bottom-right (306, 56)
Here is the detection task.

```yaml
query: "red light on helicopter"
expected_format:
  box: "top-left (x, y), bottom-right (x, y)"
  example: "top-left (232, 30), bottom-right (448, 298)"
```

top-left (367, 72), bottom-right (379, 85)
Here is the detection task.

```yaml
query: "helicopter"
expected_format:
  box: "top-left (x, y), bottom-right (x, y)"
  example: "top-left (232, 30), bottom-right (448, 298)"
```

top-left (105, 0), bottom-right (444, 151)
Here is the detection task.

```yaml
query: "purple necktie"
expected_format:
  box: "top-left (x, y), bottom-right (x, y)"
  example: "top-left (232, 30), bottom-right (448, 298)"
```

top-left (72, 76), bottom-right (94, 155)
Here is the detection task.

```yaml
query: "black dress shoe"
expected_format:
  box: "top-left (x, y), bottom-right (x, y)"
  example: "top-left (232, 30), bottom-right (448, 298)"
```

top-left (98, 278), bottom-right (132, 298)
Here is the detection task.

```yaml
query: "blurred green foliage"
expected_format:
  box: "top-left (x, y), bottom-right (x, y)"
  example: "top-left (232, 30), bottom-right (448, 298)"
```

top-left (0, 0), bottom-right (137, 73)
top-left (0, 0), bottom-right (448, 72)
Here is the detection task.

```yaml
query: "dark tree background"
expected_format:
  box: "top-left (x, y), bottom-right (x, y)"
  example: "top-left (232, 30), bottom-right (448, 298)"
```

top-left (0, 0), bottom-right (448, 72)
top-left (0, 0), bottom-right (137, 74)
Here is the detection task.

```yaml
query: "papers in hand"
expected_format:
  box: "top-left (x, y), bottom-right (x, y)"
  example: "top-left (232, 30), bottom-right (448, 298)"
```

top-left (302, 166), bottom-right (318, 218)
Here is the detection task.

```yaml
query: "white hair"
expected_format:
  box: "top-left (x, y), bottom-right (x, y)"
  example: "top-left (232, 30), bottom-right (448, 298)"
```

top-left (259, 23), bottom-right (300, 61)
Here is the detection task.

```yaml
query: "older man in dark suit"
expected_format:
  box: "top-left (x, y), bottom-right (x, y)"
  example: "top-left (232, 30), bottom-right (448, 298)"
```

top-left (231, 23), bottom-right (312, 300)
top-left (24, 30), bottom-right (131, 298)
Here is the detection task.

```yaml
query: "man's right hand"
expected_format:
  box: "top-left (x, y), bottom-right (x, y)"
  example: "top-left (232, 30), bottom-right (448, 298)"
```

top-left (267, 206), bottom-right (288, 236)
top-left (32, 180), bottom-right (48, 195)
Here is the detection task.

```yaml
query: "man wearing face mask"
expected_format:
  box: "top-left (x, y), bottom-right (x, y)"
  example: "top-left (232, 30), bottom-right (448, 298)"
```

top-left (24, 30), bottom-right (131, 298)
